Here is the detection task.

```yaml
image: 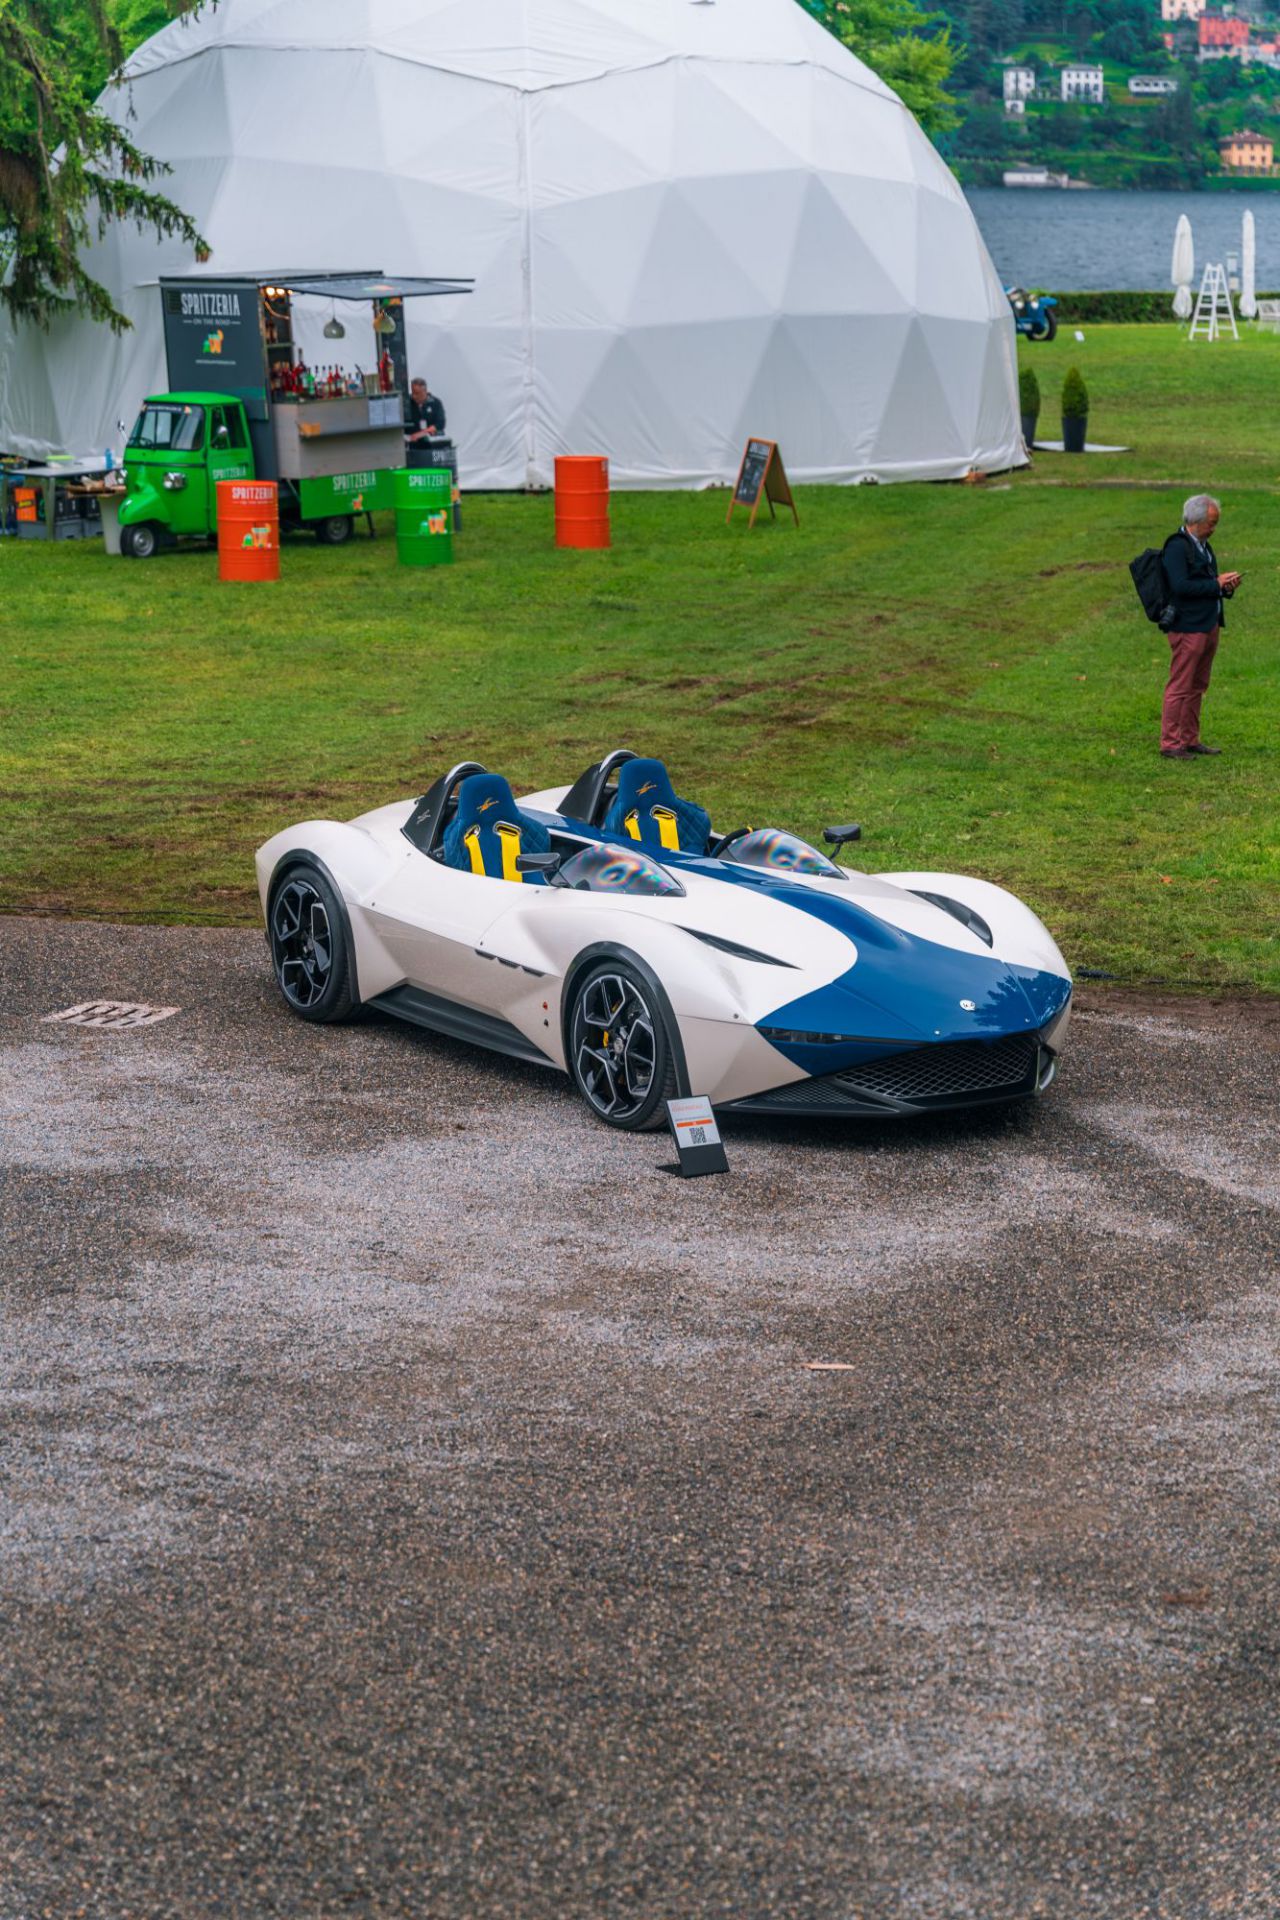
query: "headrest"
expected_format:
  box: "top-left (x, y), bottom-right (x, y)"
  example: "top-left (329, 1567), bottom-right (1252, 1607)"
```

top-left (453, 772), bottom-right (521, 827)
top-left (612, 758), bottom-right (678, 813)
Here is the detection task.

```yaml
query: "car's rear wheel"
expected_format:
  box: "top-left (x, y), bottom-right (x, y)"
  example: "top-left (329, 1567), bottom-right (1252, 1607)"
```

top-left (314, 515), bottom-right (355, 546)
top-left (568, 962), bottom-right (678, 1131)
top-left (1030, 307), bottom-right (1058, 342)
top-left (268, 865), bottom-right (358, 1022)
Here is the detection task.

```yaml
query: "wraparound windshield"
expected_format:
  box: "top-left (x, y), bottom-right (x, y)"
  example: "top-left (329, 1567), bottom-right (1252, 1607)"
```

top-left (129, 405), bottom-right (205, 453)
top-left (721, 827), bottom-right (843, 879)
top-left (559, 843), bottom-right (684, 897)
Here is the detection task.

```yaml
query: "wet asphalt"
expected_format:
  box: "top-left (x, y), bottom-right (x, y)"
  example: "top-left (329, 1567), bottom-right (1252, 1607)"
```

top-left (2, 914), bottom-right (1278, 1920)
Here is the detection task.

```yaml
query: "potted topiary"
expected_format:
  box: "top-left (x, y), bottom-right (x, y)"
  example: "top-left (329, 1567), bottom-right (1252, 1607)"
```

top-left (1019, 365), bottom-right (1041, 449)
top-left (1061, 365), bottom-right (1089, 454)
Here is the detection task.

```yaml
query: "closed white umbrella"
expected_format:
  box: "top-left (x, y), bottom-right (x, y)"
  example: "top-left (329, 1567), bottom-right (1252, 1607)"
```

top-left (1172, 214), bottom-right (1195, 320)
top-left (1241, 209), bottom-right (1257, 319)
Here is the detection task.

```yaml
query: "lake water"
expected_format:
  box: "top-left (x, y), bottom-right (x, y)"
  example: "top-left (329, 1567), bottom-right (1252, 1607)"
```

top-left (965, 188), bottom-right (1275, 291)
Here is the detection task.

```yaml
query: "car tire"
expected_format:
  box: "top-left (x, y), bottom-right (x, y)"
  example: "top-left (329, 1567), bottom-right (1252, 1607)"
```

top-left (314, 515), bottom-right (355, 546)
top-left (568, 961), bottom-right (679, 1131)
top-left (1033, 308), bottom-right (1058, 342)
top-left (267, 863), bottom-right (359, 1023)
top-left (123, 522), bottom-right (159, 560)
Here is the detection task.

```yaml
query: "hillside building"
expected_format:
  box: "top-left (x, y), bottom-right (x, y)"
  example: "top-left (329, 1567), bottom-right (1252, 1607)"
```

top-left (1161, 0), bottom-right (1207, 19)
top-left (1060, 62), bottom-right (1105, 101)
top-left (1128, 73), bottom-right (1179, 92)
top-left (1003, 63), bottom-right (1036, 112)
top-left (1220, 127), bottom-right (1274, 169)
top-left (1199, 14), bottom-right (1251, 53)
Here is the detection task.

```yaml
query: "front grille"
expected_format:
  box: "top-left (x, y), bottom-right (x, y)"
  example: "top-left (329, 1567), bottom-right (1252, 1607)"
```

top-left (742, 1076), bottom-right (865, 1112)
top-left (837, 1032), bottom-right (1040, 1103)
top-left (731, 1031), bottom-right (1042, 1117)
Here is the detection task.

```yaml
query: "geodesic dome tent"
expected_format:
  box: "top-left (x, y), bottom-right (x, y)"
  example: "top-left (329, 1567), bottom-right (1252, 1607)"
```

top-left (0, 0), bottom-right (1023, 487)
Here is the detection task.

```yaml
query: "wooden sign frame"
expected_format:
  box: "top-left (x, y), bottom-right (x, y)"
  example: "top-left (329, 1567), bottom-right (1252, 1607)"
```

top-left (727, 438), bottom-right (799, 529)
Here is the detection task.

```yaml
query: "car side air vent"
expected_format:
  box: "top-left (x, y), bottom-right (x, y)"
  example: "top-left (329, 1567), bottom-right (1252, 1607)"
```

top-left (911, 891), bottom-right (994, 948)
top-left (683, 929), bottom-right (796, 967)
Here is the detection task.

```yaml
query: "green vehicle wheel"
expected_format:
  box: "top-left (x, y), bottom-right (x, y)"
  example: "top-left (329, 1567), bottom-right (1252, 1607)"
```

top-left (314, 515), bottom-right (355, 546)
top-left (123, 522), bottom-right (161, 560)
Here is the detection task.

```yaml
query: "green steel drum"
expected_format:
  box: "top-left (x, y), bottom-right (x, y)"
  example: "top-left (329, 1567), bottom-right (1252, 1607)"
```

top-left (394, 467), bottom-right (454, 568)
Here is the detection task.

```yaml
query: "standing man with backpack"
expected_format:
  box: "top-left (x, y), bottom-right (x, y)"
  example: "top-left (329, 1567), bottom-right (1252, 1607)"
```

top-left (1157, 493), bottom-right (1240, 759)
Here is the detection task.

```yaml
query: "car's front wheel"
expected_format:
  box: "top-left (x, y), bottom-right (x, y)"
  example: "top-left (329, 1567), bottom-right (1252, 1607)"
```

top-left (267, 864), bottom-right (358, 1022)
top-left (568, 961), bottom-right (678, 1130)
top-left (123, 522), bottom-right (160, 560)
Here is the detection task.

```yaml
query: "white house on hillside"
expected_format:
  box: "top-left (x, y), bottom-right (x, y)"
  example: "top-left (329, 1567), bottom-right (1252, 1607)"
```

top-left (1060, 62), bottom-right (1105, 102)
top-left (1128, 73), bottom-right (1179, 92)
top-left (1161, 0), bottom-right (1206, 20)
top-left (1003, 64), bottom-right (1036, 112)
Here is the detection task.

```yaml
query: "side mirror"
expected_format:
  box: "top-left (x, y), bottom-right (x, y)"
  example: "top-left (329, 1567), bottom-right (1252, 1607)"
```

top-left (822, 823), bottom-right (862, 848)
top-left (516, 852), bottom-right (566, 886)
top-left (213, 425), bottom-right (231, 448)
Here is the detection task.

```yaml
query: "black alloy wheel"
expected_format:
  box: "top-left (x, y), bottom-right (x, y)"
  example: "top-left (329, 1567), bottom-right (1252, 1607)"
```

top-left (314, 515), bottom-right (355, 546)
top-left (569, 962), bottom-right (678, 1131)
top-left (124, 522), bottom-right (159, 560)
top-left (268, 866), bottom-right (358, 1023)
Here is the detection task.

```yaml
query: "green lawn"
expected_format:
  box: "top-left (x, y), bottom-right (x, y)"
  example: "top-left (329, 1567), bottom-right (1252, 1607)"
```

top-left (2, 324), bottom-right (1277, 990)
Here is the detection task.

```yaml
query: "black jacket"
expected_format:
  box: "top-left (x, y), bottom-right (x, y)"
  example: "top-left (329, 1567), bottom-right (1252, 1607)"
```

top-left (1162, 527), bottom-right (1226, 632)
top-left (405, 392), bottom-right (446, 436)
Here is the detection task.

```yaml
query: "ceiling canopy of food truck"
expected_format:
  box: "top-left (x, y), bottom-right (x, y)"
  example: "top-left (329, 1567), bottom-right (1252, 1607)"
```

top-left (283, 273), bottom-right (473, 300)
top-left (158, 272), bottom-right (472, 299)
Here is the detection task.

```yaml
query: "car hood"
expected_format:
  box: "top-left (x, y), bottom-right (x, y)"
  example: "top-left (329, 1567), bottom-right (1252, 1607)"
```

top-left (670, 859), bottom-right (1071, 1070)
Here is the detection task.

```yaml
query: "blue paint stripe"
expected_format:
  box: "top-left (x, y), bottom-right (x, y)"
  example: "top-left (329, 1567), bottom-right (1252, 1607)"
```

top-left (533, 806), bottom-right (1072, 1053)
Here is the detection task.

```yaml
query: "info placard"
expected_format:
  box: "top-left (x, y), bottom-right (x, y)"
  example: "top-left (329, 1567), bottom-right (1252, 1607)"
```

top-left (665, 1097), bottom-right (730, 1179)
top-left (727, 438), bottom-right (799, 529)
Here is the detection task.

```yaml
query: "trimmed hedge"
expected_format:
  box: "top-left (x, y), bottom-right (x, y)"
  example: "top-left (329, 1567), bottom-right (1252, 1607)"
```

top-left (1041, 289), bottom-right (1280, 323)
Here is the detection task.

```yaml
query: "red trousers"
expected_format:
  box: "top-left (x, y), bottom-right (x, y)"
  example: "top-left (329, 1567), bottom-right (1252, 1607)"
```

top-left (1161, 626), bottom-right (1219, 751)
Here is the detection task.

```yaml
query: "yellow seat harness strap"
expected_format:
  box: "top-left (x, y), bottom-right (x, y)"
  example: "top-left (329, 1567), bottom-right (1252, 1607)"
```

top-left (496, 821), bottom-right (524, 883)
top-left (463, 820), bottom-right (526, 881)
top-left (463, 824), bottom-right (486, 877)
top-left (624, 805), bottom-right (680, 852)
top-left (650, 804), bottom-right (680, 853)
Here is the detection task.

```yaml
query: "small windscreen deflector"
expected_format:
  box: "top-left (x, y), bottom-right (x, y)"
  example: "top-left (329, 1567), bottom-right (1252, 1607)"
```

top-left (721, 828), bottom-right (843, 879)
top-left (559, 843), bottom-right (684, 898)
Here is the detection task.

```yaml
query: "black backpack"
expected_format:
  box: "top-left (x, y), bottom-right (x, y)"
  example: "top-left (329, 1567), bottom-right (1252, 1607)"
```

top-left (1129, 545), bottom-right (1176, 629)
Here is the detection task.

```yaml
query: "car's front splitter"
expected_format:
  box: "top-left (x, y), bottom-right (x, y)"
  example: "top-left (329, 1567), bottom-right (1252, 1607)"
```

top-left (725, 1028), bottom-right (1057, 1119)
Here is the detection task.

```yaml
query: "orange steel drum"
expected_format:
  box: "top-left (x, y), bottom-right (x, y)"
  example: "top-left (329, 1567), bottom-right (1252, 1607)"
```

top-left (554, 455), bottom-right (610, 550)
top-left (217, 480), bottom-right (280, 583)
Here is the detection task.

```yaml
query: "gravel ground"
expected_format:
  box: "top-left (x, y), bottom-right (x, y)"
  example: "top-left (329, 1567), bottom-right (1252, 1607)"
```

top-left (2, 915), bottom-right (1278, 1920)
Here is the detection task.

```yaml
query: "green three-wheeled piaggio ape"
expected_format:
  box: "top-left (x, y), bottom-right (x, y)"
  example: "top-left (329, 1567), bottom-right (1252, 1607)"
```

top-left (118, 270), bottom-right (471, 559)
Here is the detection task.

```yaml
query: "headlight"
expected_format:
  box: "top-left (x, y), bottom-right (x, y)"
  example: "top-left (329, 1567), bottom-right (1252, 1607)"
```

top-left (162, 471), bottom-right (187, 492)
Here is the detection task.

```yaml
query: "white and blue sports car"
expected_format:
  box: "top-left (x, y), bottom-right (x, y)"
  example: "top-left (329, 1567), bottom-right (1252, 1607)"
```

top-left (256, 751), bottom-right (1073, 1131)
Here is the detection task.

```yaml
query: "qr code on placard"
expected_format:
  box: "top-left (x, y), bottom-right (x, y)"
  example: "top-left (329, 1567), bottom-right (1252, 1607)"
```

top-left (688, 1126), bottom-right (707, 1146)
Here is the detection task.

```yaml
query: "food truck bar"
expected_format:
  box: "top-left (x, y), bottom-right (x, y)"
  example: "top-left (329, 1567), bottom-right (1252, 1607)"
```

top-left (116, 270), bottom-right (471, 556)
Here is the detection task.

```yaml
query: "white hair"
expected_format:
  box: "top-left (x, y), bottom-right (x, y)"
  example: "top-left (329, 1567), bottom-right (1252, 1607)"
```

top-left (1183, 493), bottom-right (1220, 526)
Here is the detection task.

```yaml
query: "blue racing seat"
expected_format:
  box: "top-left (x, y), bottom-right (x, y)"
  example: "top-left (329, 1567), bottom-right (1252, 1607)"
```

top-left (442, 773), bottom-right (553, 882)
top-left (602, 758), bottom-right (711, 857)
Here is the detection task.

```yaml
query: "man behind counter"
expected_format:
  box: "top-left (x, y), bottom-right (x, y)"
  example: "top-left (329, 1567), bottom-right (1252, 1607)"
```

top-left (405, 377), bottom-right (446, 457)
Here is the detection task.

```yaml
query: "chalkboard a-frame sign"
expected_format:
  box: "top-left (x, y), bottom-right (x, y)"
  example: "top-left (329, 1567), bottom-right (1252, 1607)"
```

top-left (727, 438), bottom-right (799, 529)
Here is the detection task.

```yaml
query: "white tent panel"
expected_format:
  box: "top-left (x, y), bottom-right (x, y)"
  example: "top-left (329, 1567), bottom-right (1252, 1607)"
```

top-left (1, 0), bottom-right (1022, 485)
